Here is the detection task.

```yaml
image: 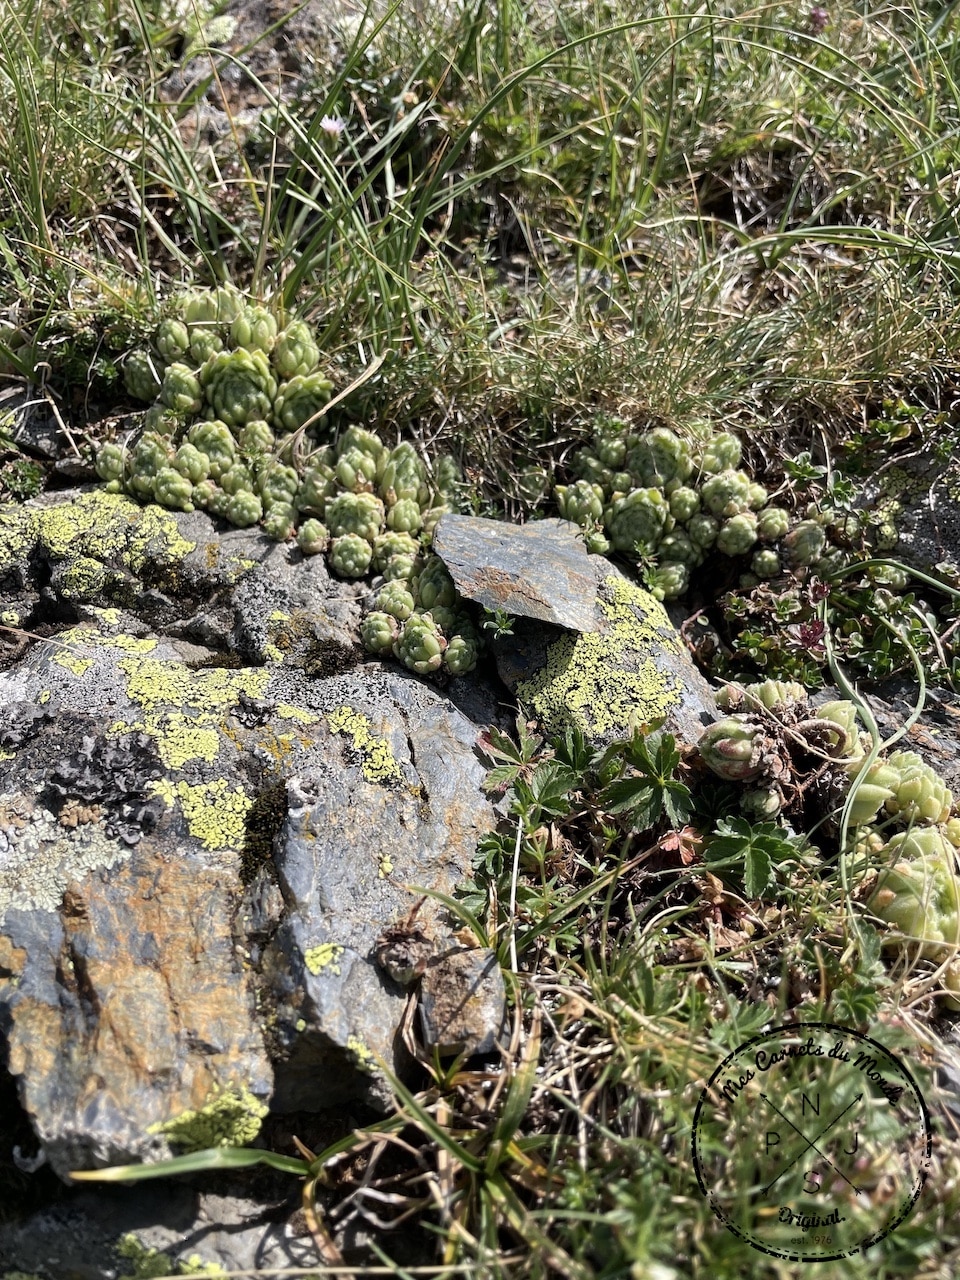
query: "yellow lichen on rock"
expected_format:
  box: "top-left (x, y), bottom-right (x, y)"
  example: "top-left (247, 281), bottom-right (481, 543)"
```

top-left (326, 705), bottom-right (405, 786)
top-left (346, 1035), bottom-right (376, 1073)
top-left (56, 624), bottom-right (158, 656)
top-left (52, 650), bottom-right (93, 678)
top-left (304, 942), bottom-right (344, 975)
top-left (276, 703), bottom-right (318, 725)
top-left (35, 490), bottom-right (196, 574)
top-left (119, 655), bottom-right (271, 712)
top-left (147, 1083), bottom-right (267, 1152)
top-left (0, 506), bottom-right (39, 574)
top-left (57, 555), bottom-right (108, 600)
top-left (115, 654), bottom-right (272, 770)
top-left (515, 573), bottom-right (685, 741)
top-left (151, 778), bottom-right (251, 850)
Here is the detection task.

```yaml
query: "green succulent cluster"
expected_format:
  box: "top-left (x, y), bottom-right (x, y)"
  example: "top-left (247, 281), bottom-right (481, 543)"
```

top-left (361, 552), bottom-right (481, 678)
top-left (121, 287), bottom-right (329, 430)
top-left (702, 678), bottom-right (960, 1006)
top-left (95, 290), bottom-right (462, 550)
top-left (97, 322), bottom-right (471, 656)
top-left (97, 287), bottom-right (333, 517)
top-left (555, 417), bottom-right (834, 599)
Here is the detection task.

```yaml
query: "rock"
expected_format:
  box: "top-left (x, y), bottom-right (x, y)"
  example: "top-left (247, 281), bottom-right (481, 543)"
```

top-left (493, 560), bottom-right (716, 748)
top-left (0, 490), bottom-right (498, 1173)
top-left (859, 453), bottom-right (960, 574)
top-left (264, 668), bottom-right (496, 1110)
top-left (0, 623), bottom-right (277, 1177)
top-left (433, 513), bottom-right (599, 632)
top-left (0, 1183), bottom-right (314, 1278)
top-left (419, 947), bottom-right (507, 1057)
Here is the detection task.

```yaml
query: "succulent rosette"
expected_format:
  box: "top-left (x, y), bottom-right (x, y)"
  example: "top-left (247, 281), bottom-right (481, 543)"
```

top-left (297, 518), bottom-right (329, 555)
top-left (187, 420), bottom-right (237, 480)
top-left (272, 320), bottom-right (320, 379)
top-left (362, 610), bottom-right (400, 655)
top-left (230, 304), bottom-right (278, 354)
top-left (155, 318), bottom-right (191, 363)
top-left (325, 492), bottom-right (385, 543)
top-left (200, 349), bottom-right (278, 428)
top-left (123, 350), bottom-right (165, 402)
top-left (698, 716), bottom-right (763, 782)
top-left (393, 613), bottom-right (446, 675)
top-left (605, 487), bottom-right (670, 554)
top-left (624, 427), bottom-right (693, 490)
top-left (555, 479), bottom-right (605, 527)
top-left (272, 371), bottom-right (334, 434)
top-left (329, 533), bottom-right (374, 577)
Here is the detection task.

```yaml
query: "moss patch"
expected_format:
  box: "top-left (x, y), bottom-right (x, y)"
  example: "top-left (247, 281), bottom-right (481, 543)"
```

top-left (240, 778), bottom-right (288, 882)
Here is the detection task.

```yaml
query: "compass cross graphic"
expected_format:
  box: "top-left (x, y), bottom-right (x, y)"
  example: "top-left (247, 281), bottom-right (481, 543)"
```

top-left (758, 1091), bottom-right (864, 1196)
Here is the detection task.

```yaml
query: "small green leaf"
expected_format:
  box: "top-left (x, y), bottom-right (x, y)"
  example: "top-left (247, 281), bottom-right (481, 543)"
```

top-left (743, 841), bottom-right (773, 899)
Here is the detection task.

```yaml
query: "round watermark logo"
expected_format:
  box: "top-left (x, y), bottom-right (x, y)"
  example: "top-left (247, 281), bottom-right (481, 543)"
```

top-left (691, 1022), bottom-right (931, 1262)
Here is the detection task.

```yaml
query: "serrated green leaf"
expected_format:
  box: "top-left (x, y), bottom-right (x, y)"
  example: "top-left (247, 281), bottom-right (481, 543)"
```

top-left (743, 841), bottom-right (773, 898)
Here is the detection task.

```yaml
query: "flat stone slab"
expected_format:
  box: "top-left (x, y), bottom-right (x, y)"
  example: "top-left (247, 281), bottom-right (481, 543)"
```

top-left (433, 514), bottom-right (599, 632)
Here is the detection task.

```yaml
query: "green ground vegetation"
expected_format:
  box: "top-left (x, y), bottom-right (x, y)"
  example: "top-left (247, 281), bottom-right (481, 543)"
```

top-left (6, 0), bottom-right (960, 1277)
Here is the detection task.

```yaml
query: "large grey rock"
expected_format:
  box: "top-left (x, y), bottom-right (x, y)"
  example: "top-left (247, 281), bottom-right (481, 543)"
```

top-left (0, 624), bottom-right (278, 1178)
top-left (433, 513), bottom-right (599, 632)
top-left (0, 489), bottom-right (499, 1174)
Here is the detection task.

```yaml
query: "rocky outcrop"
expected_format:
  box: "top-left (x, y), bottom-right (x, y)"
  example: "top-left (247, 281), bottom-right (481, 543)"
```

top-left (0, 492), bottom-right (499, 1181)
top-left (433, 513), bottom-right (600, 632)
top-left (492, 565), bottom-right (716, 748)
top-left (0, 486), bottom-right (713, 1273)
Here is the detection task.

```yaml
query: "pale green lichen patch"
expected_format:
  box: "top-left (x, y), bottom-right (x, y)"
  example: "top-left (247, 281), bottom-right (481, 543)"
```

top-left (0, 797), bottom-right (131, 915)
top-left (304, 941), bottom-right (344, 975)
top-left (116, 654), bottom-right (271, 770)
top-left (119, 655), bottom-right (271, 711)
top-left (516, 573), bottom-right (684, 741)
top-left (151, 778), bottom-right (251, 850)
top-left (150, 713), bottom-right (221, 770)
top-left (58, 555), bottom-right (108, 600)
top-left (52, 650), bottom-right (93, 678)
top-left (57, 625), bottom-right (159, 656)
top-left (36, 490), bottom-right (195, 575)
top-left (276, 703), bottom-right (318, 724)
top-left (116, 1230), bottom-right (227, 1278)
top-left (327, 705), bottom-right (405, 786)
top-left (0, 506), bottom-right (38, 574)
top-left (346, 1035), bottom-right (376, 1073)
top-left (147, 1084), bottom-right (267, 1153)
